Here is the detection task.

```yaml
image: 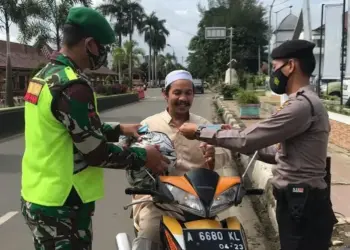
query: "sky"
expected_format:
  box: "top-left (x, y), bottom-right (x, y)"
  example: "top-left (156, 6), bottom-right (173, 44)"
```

top-left (0, 0), bottom-right (344, 66)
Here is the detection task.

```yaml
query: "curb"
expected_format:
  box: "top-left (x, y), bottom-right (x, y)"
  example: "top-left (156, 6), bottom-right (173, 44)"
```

top-left (215, 96), bottom-right (279, 236)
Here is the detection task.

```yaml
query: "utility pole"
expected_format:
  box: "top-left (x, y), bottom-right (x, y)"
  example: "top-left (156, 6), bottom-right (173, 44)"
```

top-left (268, 0), bottom-right (276, 76)
top-left (229, 27), bottom-right (233, 84)
top-left (258, 46), bottom-right (261, 74)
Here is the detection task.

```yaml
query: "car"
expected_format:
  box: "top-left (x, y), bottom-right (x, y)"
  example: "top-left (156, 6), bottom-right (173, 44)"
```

top-left (193, 79), bottom-right (204, 94)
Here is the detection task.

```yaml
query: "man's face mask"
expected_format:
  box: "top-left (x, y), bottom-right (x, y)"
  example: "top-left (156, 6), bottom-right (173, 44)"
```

top-left (269, 61), bottom-right (293, 95)
top-left (86, 40), bottom-right (107, 70)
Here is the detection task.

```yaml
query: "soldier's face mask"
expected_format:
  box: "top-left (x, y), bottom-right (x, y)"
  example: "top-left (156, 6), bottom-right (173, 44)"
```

top-left (269, 61), bottom-right (293, 94)
top-left (85, 39), bottom-right (107, 70)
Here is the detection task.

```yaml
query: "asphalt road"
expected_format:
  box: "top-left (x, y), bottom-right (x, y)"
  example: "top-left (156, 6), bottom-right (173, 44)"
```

top-left (0, 88), bottom-right (268, 250)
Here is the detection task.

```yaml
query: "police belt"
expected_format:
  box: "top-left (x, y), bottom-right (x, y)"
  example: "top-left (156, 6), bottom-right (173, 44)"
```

top-left (273, 184), bottom-right (329, 222)
top-left (273, 184), bottom-right (328, 201)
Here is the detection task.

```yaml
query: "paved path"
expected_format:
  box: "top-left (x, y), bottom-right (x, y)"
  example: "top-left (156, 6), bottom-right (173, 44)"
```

top-left (0, 89), bottom-right (267, 250)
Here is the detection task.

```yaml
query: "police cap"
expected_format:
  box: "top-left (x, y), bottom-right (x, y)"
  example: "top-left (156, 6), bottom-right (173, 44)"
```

top-left (65, 7), bottom-right (116, 45)
top-left (271, 40), bottom-right (315, 60)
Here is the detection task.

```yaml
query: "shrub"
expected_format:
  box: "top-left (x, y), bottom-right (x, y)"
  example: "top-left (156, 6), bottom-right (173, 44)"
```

top-left (120, 84), bottom-right (128, 93)
top-left (220, 84), bottom-right (240, 99)
top-left (111, 83), bottom-right (122, 94)
top-left (105, 85), bottom-right (114, 95)
top-left (237, 90), bottom-right (260, 105)
top-left (95, 84), bottom-right (107, 95)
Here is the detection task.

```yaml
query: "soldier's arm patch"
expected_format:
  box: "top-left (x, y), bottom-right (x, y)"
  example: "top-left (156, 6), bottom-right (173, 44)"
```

top-left (24, 81), bottom-right (44, 105)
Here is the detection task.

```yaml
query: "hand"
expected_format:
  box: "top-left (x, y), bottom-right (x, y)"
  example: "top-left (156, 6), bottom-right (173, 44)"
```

top-left (179, 123), bottom-right (198, 140)
top-left (144, 145), bottom-right (171, 174)
top-left (200, 143), bottom-right (215, 170)
top-left (120, 124), bottom-right (141, 137)
top-left (221, 124), bottom-right (232, 130)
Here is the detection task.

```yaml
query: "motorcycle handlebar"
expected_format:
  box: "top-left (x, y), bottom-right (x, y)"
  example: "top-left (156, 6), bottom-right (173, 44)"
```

top-left (245, 189), bottom-right (264, 195)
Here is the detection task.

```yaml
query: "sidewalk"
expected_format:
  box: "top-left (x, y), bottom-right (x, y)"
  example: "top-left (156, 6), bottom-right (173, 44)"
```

top-left (223, 99), bottom-right (350, 218)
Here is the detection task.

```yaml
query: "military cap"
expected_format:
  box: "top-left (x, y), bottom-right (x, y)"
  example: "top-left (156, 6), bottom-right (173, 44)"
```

top-left (271, 40), bottom-right (315, 60)
top-left (65, 7), bottom-right (116, 45)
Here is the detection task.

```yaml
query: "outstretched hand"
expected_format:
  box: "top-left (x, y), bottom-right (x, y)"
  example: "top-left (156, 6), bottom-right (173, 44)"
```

top-left (179, 123), bottom-right (198, 140)
top-left (120, 124), bottom-right (142, 138)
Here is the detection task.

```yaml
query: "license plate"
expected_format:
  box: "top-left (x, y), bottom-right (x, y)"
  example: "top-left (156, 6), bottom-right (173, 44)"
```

top-left (183, 229), bottom-right (246, 250)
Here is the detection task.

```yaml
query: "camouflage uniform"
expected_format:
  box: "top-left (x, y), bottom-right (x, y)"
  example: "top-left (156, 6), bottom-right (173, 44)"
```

top-left (21, 52), bottom-right (146, 249)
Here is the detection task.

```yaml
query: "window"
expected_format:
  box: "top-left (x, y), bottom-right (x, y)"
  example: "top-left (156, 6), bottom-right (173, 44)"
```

top-left (19, 75), bottom-right (26, 90)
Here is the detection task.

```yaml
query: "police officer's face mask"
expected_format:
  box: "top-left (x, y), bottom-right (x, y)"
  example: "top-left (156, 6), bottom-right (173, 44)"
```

top-left (269, 62), bottom-right (292, 95)
top-left (85, 39), bottom-right (107, 70)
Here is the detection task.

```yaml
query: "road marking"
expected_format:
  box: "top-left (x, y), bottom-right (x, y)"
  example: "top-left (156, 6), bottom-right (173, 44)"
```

top-left (0, 211), bottom-right (18, 225)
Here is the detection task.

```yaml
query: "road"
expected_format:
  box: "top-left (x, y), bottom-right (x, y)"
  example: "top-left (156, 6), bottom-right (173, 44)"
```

top-left (0, 88), bottom-right (268, 250)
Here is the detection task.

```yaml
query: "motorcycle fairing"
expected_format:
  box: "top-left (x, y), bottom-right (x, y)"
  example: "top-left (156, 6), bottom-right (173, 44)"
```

top-left (160, 215), bottom-right (244, 250)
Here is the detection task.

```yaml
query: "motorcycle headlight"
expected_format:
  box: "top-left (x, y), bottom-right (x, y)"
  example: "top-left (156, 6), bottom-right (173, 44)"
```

top-left (165, 184), bottom-right (206, 217)
top-left (209, 185), bottom-right (238, 217)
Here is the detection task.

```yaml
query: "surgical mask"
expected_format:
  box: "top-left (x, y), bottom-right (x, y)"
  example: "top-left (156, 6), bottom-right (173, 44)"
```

top-left (269, 63), bottom-right (290, 95)
top-left (86, 43), bottom-right (107, 70)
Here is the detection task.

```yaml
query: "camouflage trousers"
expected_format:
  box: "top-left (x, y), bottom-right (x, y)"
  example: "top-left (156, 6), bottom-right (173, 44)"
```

top-left (21, 198), bottom-right (95, 250)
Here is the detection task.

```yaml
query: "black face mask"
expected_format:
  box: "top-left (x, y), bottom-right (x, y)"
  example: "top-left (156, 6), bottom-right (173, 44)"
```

top-left (86, 42), bottom-right (107, 70)
top-left (269, 63), bottom-right (290, 95)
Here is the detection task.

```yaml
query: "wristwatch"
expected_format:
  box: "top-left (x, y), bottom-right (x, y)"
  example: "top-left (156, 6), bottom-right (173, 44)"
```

top-left (194, 125), bottom-right (205, 139)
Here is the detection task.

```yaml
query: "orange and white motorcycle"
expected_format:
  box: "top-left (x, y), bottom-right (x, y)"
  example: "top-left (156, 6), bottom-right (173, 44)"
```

top-left (116, 141), bottom-right (262, 250)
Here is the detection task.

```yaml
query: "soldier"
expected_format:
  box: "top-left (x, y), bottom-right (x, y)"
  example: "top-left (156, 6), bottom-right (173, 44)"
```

top-left (179, 40), bottom-right (337, 250)
top-left (21, 7), bottom-right (168, 250)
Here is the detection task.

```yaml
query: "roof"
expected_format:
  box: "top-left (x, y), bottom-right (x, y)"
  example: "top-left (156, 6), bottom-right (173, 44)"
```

top-left (0, 40), bottom-right (49, 70)
top-left (0, 40), bottom-right (117, 75)
top-left (275, 13), bottom-right (298, 33)
top-left (122, 67), bottom-right (145, 74)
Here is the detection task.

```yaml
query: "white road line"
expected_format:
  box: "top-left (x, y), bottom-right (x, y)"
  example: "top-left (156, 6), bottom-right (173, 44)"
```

top-left (0, 211), bottom-right (18, 226)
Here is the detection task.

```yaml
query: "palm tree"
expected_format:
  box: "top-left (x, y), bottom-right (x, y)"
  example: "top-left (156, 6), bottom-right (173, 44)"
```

top-left (124, 1), bottom-right (144, 85)
top-left (141, 12), bottom-right (157, 85)
top-left (157, 52), bottom-right (176, 77)
top-left (98, 0), bottom-right (129, 84)
top-left (151, 20), bottom-right (169, 85)
top-left (98, 0), bottom-right (144, 87)
top-left (142, 12), bottom-right (169, 85)
top-left (0, 0), bottom-right (46, 107)
top-left (20, 0), bottom-right (91, 50)
top-left (112, 40), bottom-right (145, 71)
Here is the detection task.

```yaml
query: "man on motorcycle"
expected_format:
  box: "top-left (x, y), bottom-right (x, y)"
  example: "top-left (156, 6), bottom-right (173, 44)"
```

top-left (179, 40), bottom-right (337, 250)
top-left (21, 7), bottom-right (168, 250)
top-left (130, 70), bottom-right (232, 250)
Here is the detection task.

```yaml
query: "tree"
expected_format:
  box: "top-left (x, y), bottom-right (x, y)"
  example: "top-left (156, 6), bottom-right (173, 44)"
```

top-left (0, 0), bottom-right (46, 107)
top-left (187, 0), bottom-right (268, 83)
top-left (98, 0), bottom-right (144, 86)
top-left (142, 12), bottom-right (169, 85)
top-left (112, 40), bottom-right (145, 76)
top-left (20, 0), bottom-right (91, 50)
top-left (98, 0), bottom-right (128, 84)
top-left (157, 52), bottom-right (177, 77)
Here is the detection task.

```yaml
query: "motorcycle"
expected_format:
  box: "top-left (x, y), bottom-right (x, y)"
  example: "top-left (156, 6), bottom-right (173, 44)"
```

top-left (116, 137), bottom-right (263, 250)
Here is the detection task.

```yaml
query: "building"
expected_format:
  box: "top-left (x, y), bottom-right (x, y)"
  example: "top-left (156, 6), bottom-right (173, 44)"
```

top-left (294, 11), bottom-right (349, 76)
top-left (273, 13), bottom-right (299, 49)
top-left (0, 40), bottom-right (118, 99)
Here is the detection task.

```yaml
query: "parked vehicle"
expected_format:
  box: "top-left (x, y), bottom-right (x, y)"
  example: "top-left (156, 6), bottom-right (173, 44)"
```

top-left (193, 79), bottom-right (204, 94)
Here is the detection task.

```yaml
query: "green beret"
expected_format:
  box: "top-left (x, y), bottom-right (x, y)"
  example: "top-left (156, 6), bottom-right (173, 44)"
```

top-left (65, 7), bottom-right (116, 45)
top-left (271, 40), bottom-right (315, 60)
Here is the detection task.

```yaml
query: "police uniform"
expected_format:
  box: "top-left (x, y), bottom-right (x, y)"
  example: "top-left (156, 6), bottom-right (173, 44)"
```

top-left (194, 40), bottom-right (337, 250)
top-left (21, 7), bottom-right (146, 250)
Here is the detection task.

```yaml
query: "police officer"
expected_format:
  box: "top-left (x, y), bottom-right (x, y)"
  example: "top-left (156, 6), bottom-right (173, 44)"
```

top-left (179, 40), bottom-right (337, 250)
top-left (21, 7), bottom-right (168, 250)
